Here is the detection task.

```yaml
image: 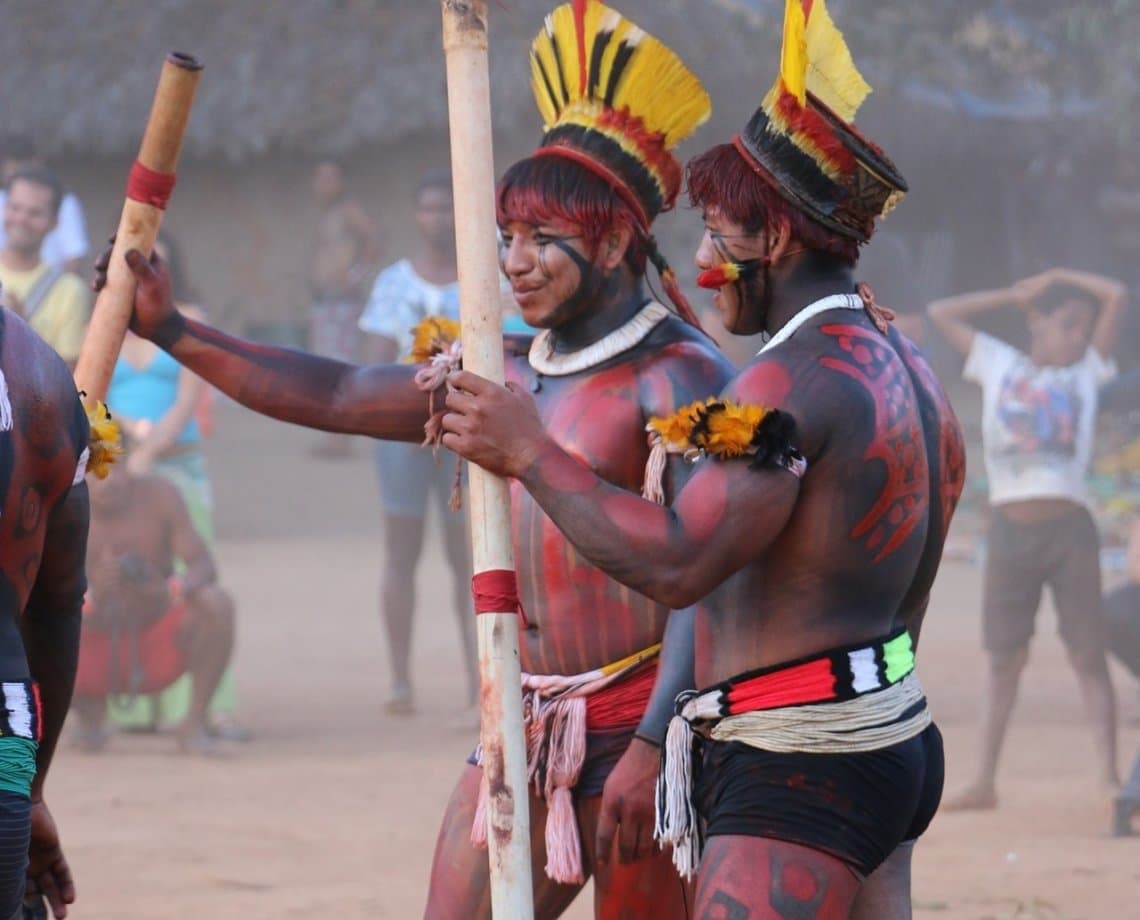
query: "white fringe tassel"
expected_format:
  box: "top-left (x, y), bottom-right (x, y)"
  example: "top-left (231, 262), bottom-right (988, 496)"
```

top-left (0, 369), bottom-right (11, 432)
top-left (654, 709), bottom-right (701, 880)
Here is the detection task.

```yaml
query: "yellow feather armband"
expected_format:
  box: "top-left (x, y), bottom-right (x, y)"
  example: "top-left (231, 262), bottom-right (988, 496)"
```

top-left (84, 399), bottom-right (123, 480)
top-left (641, 399), bottom-right (806, 504)
top-left (404, 316), bottom-right (461, 365)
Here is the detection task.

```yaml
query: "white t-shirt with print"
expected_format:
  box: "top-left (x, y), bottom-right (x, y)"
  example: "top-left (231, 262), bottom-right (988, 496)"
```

top-left (357, 259), bottom-right (460, 360)
top-left (964, 331), bottom-right (1115, 507)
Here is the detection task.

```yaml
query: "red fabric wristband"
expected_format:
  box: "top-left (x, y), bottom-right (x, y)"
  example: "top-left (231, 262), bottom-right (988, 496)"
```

top-left (126, 161), bottom-right (177, 210)
top-left (472, 569), bottom-right (527, 625)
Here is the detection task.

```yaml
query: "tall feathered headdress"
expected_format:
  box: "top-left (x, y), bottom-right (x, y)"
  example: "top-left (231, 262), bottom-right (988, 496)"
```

top-left (734, 0), bottom-right (906, 243)
top-left (531, 0), bottom-right (711, 231)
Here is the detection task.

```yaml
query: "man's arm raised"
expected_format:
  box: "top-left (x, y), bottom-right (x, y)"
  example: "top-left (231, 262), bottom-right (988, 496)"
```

top-left (441, 369), bottom-right (800, 610)
top-left (117, 250), bottom-right (430, 442)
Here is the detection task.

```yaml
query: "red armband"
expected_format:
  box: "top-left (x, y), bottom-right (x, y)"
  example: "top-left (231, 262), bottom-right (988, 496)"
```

top-left (471, 569), bottom-right (527, 626)
top-left (126, 161), bottom-right (177, 210)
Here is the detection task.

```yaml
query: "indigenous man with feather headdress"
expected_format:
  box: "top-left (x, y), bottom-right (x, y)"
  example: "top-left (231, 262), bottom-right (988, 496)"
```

top-left (442, 1), bottom-right (966, 916)
top-left (108, 2), bottom-right (735, 915)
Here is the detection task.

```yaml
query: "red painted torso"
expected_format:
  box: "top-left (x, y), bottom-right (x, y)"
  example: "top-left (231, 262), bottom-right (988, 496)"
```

top-left (505, 324), bottom-right (733, 676)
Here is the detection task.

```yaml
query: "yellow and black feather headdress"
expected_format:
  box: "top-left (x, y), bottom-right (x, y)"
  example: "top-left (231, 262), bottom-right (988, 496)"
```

top-left (734, 0), bottom-right (906, 243)
top-left (529, 0), bottom-right (711, 231)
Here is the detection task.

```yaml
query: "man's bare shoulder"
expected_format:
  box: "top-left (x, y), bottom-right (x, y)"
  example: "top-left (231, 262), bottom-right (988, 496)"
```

top-left (726, 322), bottom-right (872, 452)
top-left (639, 316), bottom-right (736, 379)
top-left (887, 326), bottom-right (957, 408)
top-left (2, 310), bottom-right (82, 416)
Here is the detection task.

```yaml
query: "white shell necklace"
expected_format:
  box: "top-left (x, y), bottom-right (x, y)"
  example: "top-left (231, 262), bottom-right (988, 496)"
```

top-left (528, 300), bottom-right (671, 377)
top-left (758, 293), bottom-right (862, 354)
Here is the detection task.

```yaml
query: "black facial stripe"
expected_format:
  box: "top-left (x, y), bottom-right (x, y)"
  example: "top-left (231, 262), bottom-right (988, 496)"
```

top-left (710, 233), bottom-right (736, 263)
top-left (547, 236), bottom-right (592, 273)
top-left (546, 237), bottom-right (607, 313)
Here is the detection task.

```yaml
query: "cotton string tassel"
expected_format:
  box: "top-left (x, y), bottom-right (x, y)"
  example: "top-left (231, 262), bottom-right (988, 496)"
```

top-left (414, 340), bottom-right (463, 456)
top-left (414, 341), bottom-right (464, 509)
top-left (0, 369), bottom-right (11, 432)
top-left (654, 697), bottom-right (702, 880)
top-left (541, 696), bottom-right (588, 884)
top-left (469, 694), bottom-right (590, 883)
top-left (470, 771), bottom-right (489, 848)
top-left (469, 652), bottom-right (659, 878)
top-left (642, 433), bottom-right (669, 504)
top-left (856, 282), bottom-right (894, 335)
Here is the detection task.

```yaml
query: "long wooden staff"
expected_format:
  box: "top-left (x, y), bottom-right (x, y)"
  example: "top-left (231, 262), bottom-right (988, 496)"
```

top-left (440, 3), bottom-right (534, 917)
top-left (73, 52), bottom-right (202, 403)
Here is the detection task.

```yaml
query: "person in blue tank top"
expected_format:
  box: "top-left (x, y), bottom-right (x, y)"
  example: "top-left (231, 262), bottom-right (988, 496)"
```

top-left (104, 234), bottom-right (247, 742)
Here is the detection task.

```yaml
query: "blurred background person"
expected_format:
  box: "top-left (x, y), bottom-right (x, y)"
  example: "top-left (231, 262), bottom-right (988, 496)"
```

top-left (929, 266), bottom-right (1127, 811)
top-left (72, 462), bottom-right (235, 756)
top-left (104, 232), bottom-right (246, 740)
top-left (307, 159), bottom-right (382, 459)
top-left (0, 133), bottom-right (89, 274)
top-left (0, 165), bottom-right (90, 366)
top-left (357, 167), bottom-right (475, 717)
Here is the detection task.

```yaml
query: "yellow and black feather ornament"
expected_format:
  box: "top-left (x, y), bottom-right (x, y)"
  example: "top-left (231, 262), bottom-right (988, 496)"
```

top-left (641, 398), bottom-right (806, 504)
top-left (530, 0), bottom-right (711, 228)
top-left (735, 0), bottom-right (906, 243)
top-left (84, 399), bottom-right (123, 480)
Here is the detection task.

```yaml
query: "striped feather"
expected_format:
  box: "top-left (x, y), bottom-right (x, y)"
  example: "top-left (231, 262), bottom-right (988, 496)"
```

top-left (529, 0), bottom-right (710, 149)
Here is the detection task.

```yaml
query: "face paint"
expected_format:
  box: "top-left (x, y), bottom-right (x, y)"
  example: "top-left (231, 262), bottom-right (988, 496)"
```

top-left (697, 226), bottom-right (771, 335)
top-left (696, 258), bottom-right (764, 290)
top-left (540, 236), bottom-right (609, 328)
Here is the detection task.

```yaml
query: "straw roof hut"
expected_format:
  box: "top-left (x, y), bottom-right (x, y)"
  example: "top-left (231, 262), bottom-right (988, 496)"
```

top-left (3, 0), bottom-right (781, 162)
top-left (2, 1), bottom-right (1130, 326)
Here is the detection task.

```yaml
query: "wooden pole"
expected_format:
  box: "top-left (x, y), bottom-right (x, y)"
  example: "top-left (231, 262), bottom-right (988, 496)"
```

top-left (73, 52), bottom-right (202, 403)
top-left (440, 2), bottom-right (534, 917)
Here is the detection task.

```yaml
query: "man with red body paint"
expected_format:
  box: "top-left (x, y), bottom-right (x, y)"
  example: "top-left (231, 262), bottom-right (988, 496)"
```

top-left (106, 3), bottom-right (733, 916)
top-left (440, 2), bottom-right (966, 917)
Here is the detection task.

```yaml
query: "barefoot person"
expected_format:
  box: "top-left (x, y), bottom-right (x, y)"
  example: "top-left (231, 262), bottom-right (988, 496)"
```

top-left (929, 267), bottom-right (1127, 811)
top-left (440, 3), bottom-right (964, 916)
top-left (72, 462), bottom-right (235, 755)
top-left (1, 307), bottom-right (93, 919)
top-left (105, 3), bottom-right (733, 914)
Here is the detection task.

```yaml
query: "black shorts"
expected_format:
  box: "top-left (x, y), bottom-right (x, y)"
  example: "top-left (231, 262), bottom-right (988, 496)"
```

top-left (983, 505), bottom-right (1104, 657)
top-left (0, 790), bottom-right (29, 920)
top-left (468, 726), bottom-right (633, 799)
top-left (694, 722), bottom-right (944, 877)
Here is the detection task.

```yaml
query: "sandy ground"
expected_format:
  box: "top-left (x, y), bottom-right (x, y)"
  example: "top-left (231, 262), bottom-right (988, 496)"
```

top-left (47, 400), bottom-right (1140, 919)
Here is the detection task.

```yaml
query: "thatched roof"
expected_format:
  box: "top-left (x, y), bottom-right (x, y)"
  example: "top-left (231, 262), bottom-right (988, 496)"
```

top-left (4, 0), bottom-right (781, 162)
top-left (4, 0), bottom-right (1131, 163)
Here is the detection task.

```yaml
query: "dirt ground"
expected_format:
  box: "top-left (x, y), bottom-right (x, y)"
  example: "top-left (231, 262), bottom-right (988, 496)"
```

top-left (49, 400), bottom-right (1140, 919)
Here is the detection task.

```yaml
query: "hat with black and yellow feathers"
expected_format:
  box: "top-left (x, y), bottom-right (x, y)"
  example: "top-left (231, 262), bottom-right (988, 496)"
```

top-left (735, 0), bottom-right (906, 243)
top-left (529, 0), bottom-right (711, 232)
